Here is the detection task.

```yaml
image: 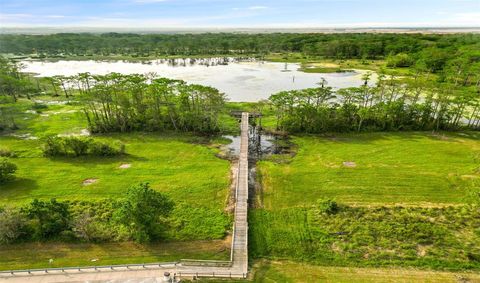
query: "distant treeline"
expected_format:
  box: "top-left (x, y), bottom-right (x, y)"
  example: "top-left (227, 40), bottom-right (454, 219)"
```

top-left (2, 33), bottom-right (479, 63)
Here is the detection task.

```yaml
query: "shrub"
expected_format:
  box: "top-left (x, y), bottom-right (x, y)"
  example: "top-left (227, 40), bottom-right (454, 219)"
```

top-left (42, 136), bottom-right (124, 157)
top-left (0, 158), bottom-right (17, 183)
top-left (89, 141), bottom-right (120, 157)
top-left (0, 208), bottom-right (28, 244)
top-left (317, 199), bottom-right (339, 215)
top-left (42, 136), bottom-right (66, 157)
top-left (116, 183), bottom-right (174, 243)
top-left (31, 103), bottom-right (48, 113)
top-left (0, 147), bottom-right (15, 157)
top-left (23, 199), bottom-right (71, 240)
top-left (64, 137), bottom-right (89, 157)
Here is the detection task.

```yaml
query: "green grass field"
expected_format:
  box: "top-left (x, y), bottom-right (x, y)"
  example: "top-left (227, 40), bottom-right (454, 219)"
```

top-left (0, 240), bottom-right (230, 270)
top-left (250, 261), bottom-right (480, 283)
top-left (251, 132), bottom-right (480, 271)
top-left (259, 132), bottom-right (480, 208)
top-left (0, 99), bottom-right (234, 269)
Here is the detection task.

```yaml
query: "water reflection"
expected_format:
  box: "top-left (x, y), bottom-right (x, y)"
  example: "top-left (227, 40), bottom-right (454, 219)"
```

top-left (223, 125), bottom-right (288, 159)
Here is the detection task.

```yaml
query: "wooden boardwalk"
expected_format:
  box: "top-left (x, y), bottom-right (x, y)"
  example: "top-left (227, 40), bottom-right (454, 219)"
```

top-left (231, 112), bottom-right (249, 273)
top-left (0, 113), bottom-right (250, 282)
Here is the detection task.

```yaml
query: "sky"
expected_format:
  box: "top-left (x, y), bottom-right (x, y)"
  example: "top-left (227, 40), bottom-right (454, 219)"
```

top-left (0, 0), bottom-right (479, 28)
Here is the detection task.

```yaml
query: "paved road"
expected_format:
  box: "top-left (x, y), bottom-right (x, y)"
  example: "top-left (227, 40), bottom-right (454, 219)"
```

top-left (0, 113), bottom-right (250, 283)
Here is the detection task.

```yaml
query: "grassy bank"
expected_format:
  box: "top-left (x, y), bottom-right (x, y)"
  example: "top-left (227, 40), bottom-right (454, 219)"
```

top-left (249, 205), bottom-right (480, 270)
top-left (251, 132), bottom-right (480, 271)
top-left (0, 239), bottom-right (230, 270)
top-left (258, 132), bottom-right (480, 207)
top-left (250, 261), bottom-right (480, 283)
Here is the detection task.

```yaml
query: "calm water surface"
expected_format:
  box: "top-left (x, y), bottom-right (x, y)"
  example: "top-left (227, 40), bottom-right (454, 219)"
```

top-left (21, 59), bottom-right (376, 102)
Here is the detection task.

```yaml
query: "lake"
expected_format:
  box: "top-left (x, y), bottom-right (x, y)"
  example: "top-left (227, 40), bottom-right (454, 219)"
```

top-left (20, 58), bottom-right (375, 102)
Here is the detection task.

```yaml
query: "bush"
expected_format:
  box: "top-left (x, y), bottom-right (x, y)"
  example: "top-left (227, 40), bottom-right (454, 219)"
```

top-left (0, 208), bottom-right (28, 244)
top-left (32, 103), bottom-right (48, 111)
top-left (64, 137), bottom-right (89, 157)
top-left (42, 136), bottom-right (124, 157)
top-left (116, 183), bottom-right (174, 243)
top-left (89, 141), bottom-right (120, 157)
top-left (0, 147), bottom-right (15, 157)
top-left (23, 199), bottom-right (71, 240)
top-left (317, 199), bottom-right (339, 215)
top-left (43, 136), bottom-right (66, 156)
top-left (0, 158), bottom-right (17, 183)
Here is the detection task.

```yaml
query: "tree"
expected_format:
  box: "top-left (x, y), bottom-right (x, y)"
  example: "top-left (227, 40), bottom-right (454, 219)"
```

top-left (116, 183), bottom-right (174, 243)
top-left (0, 158), bottom-right (17, 183)
top-left (23, 199), bottom-right (71, 239)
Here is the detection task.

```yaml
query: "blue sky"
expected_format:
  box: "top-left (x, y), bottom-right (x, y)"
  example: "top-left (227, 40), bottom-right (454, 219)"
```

top-left (1, 0), bottom-right (479, 28)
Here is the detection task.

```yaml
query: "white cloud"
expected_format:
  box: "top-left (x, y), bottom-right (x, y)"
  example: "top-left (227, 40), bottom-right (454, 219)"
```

top-left (248, 6), bottom-right (268, 10)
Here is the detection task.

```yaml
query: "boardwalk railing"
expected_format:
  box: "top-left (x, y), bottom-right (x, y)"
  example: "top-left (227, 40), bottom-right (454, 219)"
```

top-left (177, 271), bottom-right (247, 279)
top-left (180, 259), bottom-right (232, 267)
top-left (0, 262), bottom-right (179, 276)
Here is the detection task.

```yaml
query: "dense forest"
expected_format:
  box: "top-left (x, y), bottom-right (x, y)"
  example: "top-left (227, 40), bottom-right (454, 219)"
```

top-left (2, 33), bottom-right (480, 65)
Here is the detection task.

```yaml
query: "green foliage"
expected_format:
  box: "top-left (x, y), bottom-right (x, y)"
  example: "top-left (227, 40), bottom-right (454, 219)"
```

top-left (81, 75), bottom-right (226, 134)
top-left (386, 53), bottom-right (415, 68)
top-left (316, 199), bottom-right (339, 215)
top-left (64, 136), bottom-right (89, 157)
top-left (42, 136), bottom-right (124, 157)
top-left (0, 157), bottom-right (17, 183)
top-left (116, 183), bottom-right (174, 243)
top-left (0, 147), bottom-right (15, 157)
top-left (269, 75), bottom-right (480, 133)
top-left (1, 33), bottom-right (479, 65)
top-left (250, 205), bottom-right (480, 270)
top-left (23, 199), bottom-right (71, 240)
top-left (0, 56), bottom-right (36, 102)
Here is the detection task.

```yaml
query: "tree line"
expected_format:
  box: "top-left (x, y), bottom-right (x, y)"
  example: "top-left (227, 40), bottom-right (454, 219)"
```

top-left (2, 33), bottom-right (479, 63)
top-left (269, 72), bottom-right (480, 133)
top-left (75, 73), bottom-right (226, 134)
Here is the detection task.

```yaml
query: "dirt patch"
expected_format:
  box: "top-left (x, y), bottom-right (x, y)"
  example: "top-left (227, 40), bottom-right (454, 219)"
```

top-left (9, 133), bottom-right (38, 140)
top-left (343, 161), bottom-right (357, 168)
top-left (119, 163), bottom-right (131, 169)
top-left (430, 133), bottom-right (451, 141)
top-left (82, 178), bottom-right (98, 186)
top-left (417, 245), bottom-right (429, 257)
top-left (310, 62), bottom-right (341, 68)
top-left (461, 175), bottom-right (479, 180)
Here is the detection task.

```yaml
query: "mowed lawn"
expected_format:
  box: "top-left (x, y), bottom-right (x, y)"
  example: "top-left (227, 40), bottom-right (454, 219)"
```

top-left (0, 134), bottom-right (230, 207)
top-left (259, 132), bottom-right (480, 208)
top-left (0, 100), bottom-right (230, 207)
